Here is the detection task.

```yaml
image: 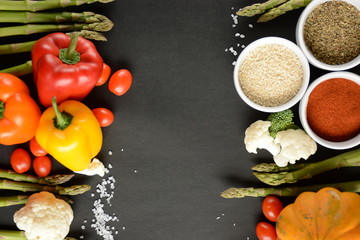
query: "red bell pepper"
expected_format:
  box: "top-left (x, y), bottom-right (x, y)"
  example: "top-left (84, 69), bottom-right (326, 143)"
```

top-left (32, 32), bottom-right (103, 107)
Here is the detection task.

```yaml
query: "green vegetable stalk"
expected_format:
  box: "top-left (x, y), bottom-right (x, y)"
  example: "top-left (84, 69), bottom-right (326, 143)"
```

top-left (0, 230), bottom-right (77, 240)
top-left (0, 179), bottom-right (91, 195)
top-left (0, 195), bottom-right (29, 207)
top-left (252, 148), bottom-right (360, 186)
top-left (221, 180), bottom-right (360, 198)
top-left (0, 61), bottom-right (32, 77)
top-left (0, 30), bottom-right (106, 55)
top-left (257, 0), bottom-right (312, 22)
top-left (0, 0), bottom-right (113, 12)
top-left (0, 11), bottom-right (110, 24)
top-left (0, 169), bottom-right (74, 186)
top-left (237, 0), bottom-right (288, 17)
top-left (0, 20), bottom-right (113, 38)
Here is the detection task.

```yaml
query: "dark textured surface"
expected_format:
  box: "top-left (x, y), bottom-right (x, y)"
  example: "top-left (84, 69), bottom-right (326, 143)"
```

top-left (0, 1), bottom-right (359, 239)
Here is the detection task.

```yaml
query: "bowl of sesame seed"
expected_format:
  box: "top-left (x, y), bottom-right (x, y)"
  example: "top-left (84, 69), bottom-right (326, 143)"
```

top-left (296, 0), bottom-right (360, 71)
top-left (233, 36), bottom-right (310, 113)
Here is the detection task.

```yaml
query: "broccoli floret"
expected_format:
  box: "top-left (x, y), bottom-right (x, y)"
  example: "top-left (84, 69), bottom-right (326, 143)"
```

top-left (267, 109), bottom-right (299, 138)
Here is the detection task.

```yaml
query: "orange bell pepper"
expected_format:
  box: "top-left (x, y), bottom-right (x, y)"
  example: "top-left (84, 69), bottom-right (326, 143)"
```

top-left (0, 73), bottom-right (41, 145)
top-left (36, 97), bottom-right (102, 171)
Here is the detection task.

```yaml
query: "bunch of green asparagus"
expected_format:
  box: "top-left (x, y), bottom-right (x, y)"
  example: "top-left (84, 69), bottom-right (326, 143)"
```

top-left (0, 0), bottom-right (115, 76)
top-left (0, 168), bottom-right (90, 207)
top-left (221, 148), bottom-right (360, 198)
top-left (237, 0), bottom-right (312, 22)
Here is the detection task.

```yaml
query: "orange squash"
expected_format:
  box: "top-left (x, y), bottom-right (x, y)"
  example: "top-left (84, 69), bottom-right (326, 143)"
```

top-left (276, 187), bottom-right (360, 240)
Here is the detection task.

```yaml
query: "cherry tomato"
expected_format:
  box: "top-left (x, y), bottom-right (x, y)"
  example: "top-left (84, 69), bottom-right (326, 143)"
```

top-left (92, 108), bottom-right (115, 127)
top-left (33, 156), bottom-right (52, 177)
top-left (29, 137), bottom-right (47, 157)
top-left (96, 63), bottom-right (111, 86)
top-left (10, 148), bottom-right (31, 173)
top-left (256, 222), bottom-right (277, 240)
top-left (108, 69), bottom-right (132, 96)
top-left (262, 196), bottom-right (284, 222)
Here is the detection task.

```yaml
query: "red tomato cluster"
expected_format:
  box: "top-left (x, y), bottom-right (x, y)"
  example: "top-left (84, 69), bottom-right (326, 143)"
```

top-left (256, 196), bottom-right (284, 240)
top-left (10, 140), bottom-right (52, 177)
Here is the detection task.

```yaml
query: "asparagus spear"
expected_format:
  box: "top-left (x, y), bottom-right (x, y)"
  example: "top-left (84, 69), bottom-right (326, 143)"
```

top-left (252, 162), bottom-right (309, 173)
top-left (237, 0), bottom-right (288, 17)
top-left (0, 230), bottom-right (77, 240)
top-left (252, 148), bottom-right (360, 186)
top-left (257, 0), bottom-right (312, 22)
top-left (0, 194), bottom-right (74, 207)
top-left (0, 195), bottom-right (28, 207)
top-left (0, 30), bottom-right (106, 55)
top-left (0, 179), bottom-right (91, 195)
top-left (0, 61), bottom-right (32, 76)
top-left (221, 180), bottom-right (360, 198)
top-left (0, 0), bottom-right (113, 12)
top-left (0, 169), bottom-right (74, 185)
top-left (0, 21), bottom-right (113, 38)
top-left (0, 11), bottom-right (111, 24)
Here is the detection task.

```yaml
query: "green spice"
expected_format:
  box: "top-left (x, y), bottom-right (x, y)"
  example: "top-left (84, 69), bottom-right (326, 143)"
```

top-left (303, 1), bottom-right (360, 65)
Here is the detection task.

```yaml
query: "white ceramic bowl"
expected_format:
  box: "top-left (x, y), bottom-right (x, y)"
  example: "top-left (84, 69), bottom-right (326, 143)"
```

top-left (299, 72), bottom-right (360, 150)
top-left (233, 36), bottom-right (310, 113)
top-left (296, 0), bottom-right (360, 71)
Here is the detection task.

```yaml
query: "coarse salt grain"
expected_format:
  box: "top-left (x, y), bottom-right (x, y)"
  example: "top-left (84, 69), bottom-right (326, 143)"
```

top-left (85, 165), bottom-right (120, 240)
top-left (238, 44), bottom-right (303, 107)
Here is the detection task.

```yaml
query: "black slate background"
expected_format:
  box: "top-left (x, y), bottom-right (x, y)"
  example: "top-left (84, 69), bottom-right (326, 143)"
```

top-left (0, 0), bottom-right (359, 239)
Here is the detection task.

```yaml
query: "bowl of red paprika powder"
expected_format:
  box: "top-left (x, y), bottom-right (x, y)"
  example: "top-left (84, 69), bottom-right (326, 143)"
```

top-left (299, 72), bottom-right (360, 150)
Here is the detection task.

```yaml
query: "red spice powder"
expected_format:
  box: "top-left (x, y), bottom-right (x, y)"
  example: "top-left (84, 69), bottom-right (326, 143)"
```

top-left (306, 78), bottom-right (360, 142)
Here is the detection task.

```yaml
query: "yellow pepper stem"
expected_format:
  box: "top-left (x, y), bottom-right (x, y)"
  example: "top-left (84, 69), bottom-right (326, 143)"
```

top-left (52, 97), bottom-right (73, 130)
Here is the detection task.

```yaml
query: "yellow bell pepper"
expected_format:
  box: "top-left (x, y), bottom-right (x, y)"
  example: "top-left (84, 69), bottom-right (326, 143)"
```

top-left (36, 97), bottom-right (103, 171)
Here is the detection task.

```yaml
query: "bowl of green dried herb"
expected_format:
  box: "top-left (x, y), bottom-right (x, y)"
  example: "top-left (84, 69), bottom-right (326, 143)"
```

top-left (296, 0), bottom-right (360, 71)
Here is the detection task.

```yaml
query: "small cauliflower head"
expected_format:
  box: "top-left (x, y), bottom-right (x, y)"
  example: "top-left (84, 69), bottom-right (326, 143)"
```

top-left (244, 120), bottom-right (281, 156)
top-left (14, 191), bottom-right (73, 240)
top-left (75, 158), bottom-right (106, 177)
top-left (274, 129), bottom-right (317, 167)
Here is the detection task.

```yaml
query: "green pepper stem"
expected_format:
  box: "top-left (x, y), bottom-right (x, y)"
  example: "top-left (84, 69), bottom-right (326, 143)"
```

top-left (0, 100), bottom-right (4, 119)
top-left (52, 97), bottom-right (73, 130)
top-left (59, 33), bottom-right (80, 64)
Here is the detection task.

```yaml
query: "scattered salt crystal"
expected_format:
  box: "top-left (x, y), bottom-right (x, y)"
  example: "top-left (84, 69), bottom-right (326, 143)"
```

top-left (233, 223), bottom-right (236, 227)
top-left (108, 164), bottom-right (113, 169)
top-left (232, 61), bottom-right (236, 66)
top-left (80, 236), bottom-right (84, 239)
top-left (240, 34), bottom-right (245, 38)
top-left (225, 48), bottom-right (228, 52)
top-left (248, 24), bottom-right (253, 28)
top-left (108, 150), bottom-right (112, 155)
top-left (121, 149), bottom-right (124, 152)
top-left (241, 45), bottom-right (246, 48)
top-left (216, 216), bottom-right (221, 220)
top-left (122, 226), bottom-right (126, 230)
top-left (235, 33), bottom-right (240, 37)
top-left (134, 169), bottom-right (138, 173)
top-left (83, 168), bottom-right (119, 240)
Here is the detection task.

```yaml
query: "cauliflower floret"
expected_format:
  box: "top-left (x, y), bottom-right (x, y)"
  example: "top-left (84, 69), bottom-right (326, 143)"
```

top-left (14, 191), bottom-right (73, 240)
top-left (244, 120), bottom-right (281, 156)
top-left (274, 129), bottom-right (317, 167)
top-left (75, 158), bottom-right (106, 177)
